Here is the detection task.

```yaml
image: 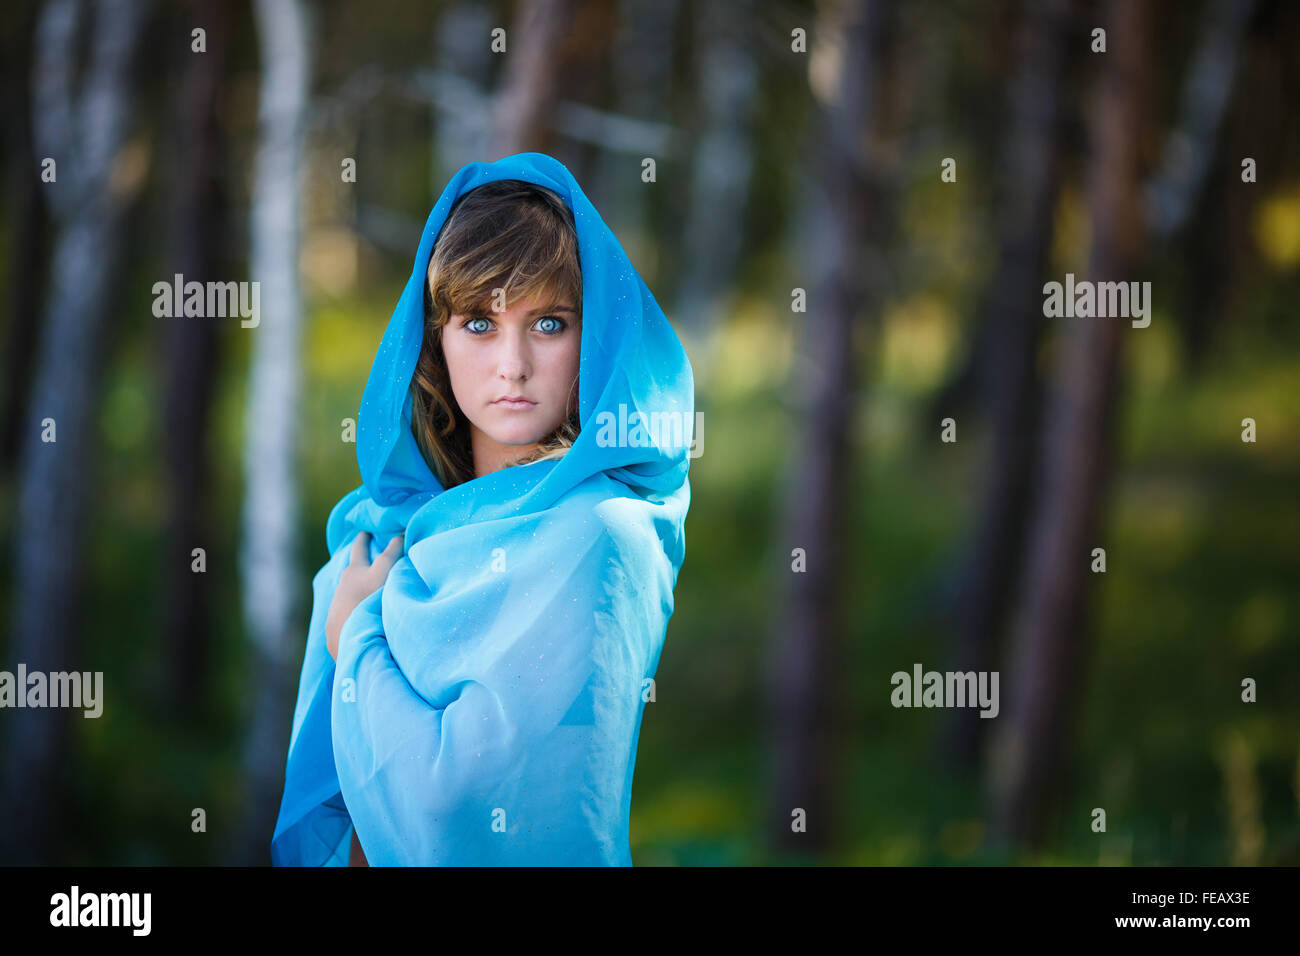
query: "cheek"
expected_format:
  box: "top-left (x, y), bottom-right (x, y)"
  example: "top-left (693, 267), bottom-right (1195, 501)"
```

top-left (551, 339), bottom-right (580, 388)
top-left (546, 343), bottom-right (577, 421)
top-left (541, 344), bottom-right (579, 408)
top-left (440, 339), bottom-right (483, 399)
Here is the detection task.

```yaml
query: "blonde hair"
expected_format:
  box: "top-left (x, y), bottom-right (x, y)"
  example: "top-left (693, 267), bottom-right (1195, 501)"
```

top-left (410, 180), bottom-right (582, 488)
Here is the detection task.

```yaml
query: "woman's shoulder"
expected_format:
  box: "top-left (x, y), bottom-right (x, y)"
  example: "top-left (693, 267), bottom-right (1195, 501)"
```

top-left (548, 481), bottom-right (673, 588)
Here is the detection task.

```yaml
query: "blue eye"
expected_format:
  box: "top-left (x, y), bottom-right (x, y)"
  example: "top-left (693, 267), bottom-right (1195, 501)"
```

top-left (462, 314), bottom-right (568, 335)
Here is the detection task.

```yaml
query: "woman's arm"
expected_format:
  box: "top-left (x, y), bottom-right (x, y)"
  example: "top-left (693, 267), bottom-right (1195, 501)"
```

top-left (329, 518), bottom-right (660, 865)
top-left (333, 530), bottom-right (397, 867)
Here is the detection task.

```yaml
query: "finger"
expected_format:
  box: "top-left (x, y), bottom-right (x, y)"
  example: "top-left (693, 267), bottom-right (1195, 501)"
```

top-left (374, 534), bottom-right (405, 574)
top-left (350, 531), bottom-right (371, 567)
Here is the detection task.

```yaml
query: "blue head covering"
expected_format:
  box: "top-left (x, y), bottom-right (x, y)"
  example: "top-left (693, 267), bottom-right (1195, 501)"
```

top-left (271, 152), bottom-right (693, 865)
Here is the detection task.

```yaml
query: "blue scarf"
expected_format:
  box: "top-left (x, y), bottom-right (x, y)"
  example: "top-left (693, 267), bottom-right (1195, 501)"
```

top-left (271, 153), bottom-right (693, 865)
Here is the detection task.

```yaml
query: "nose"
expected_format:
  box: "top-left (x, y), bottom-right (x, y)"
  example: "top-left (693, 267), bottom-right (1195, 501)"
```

top-left (496, 327), bottom-right (530, 381)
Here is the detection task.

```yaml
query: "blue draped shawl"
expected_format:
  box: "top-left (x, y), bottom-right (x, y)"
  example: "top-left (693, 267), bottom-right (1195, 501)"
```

top-left (270, 152), bottom-right (693, 866)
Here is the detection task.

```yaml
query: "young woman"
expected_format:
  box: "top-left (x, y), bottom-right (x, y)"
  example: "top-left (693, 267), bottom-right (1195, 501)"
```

top-left (271, 153), bottom-right (694, 866)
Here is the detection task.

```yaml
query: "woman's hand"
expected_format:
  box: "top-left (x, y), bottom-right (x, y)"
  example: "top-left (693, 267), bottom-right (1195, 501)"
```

top-left (326, 531), bottom-right (405, 662)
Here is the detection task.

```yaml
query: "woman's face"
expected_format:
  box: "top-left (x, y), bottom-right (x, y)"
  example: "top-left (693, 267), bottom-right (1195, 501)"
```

top-left (441, 291), bottom-right (580, 470)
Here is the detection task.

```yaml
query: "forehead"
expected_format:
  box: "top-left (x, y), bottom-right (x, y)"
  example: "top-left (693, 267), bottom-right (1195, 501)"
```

top-left (461, 291), bottom-right (580, 316)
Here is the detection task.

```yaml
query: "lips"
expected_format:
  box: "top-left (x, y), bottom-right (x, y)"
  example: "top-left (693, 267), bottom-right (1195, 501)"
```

top-left (492, 396), bottom-right (536, 409)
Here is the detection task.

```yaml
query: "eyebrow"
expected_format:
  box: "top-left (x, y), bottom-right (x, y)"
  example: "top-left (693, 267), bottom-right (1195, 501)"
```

top-left (460, 303), bottom-right (579, 317)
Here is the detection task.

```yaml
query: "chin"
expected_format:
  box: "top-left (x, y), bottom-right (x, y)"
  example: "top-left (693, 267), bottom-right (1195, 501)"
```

top-left (488, 426), bottom-right (550, 446)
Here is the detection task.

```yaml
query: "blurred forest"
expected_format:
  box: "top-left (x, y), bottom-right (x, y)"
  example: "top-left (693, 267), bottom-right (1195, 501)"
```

top-left (0, 0), bottom-right (1297, 865)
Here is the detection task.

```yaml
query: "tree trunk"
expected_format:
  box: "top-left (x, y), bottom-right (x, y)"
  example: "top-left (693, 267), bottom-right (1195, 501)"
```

top-left (486, 0), bottom-right (578, 158)
top-left (0, 0), bottom-right (147, 864)
top-left (589, 0), bottom-right (680, 229)
top-left (432, 3), bottom-right (498, 187)
top-left (940, 0), bottom-right (1076, 772)
top-left (673, 0), bottom-right (756, 360)
top-left (161, 0), bottom-right (229, 721)
top-left (767, 0), bottom-right (897, 858)
top-left (0, 2), bottom-right (50, 479)
top-left (234, 0), bottom-right (311, 865)
top-left (1149, 0), bottom-right (1257, 369)
top-left (987, 0), bottom-right (1151, 850)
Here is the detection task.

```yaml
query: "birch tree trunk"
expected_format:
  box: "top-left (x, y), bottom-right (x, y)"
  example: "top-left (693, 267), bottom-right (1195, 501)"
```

top-left (235, 0), bottom-right (311, 865)
top-left (589, 0), bottom-right (680, 230)
top-left (1148, 0), bottom-right (1256, 367)
top-left (674, 0), bottom-right (758, 375)
top-left (0, 0), bottom-right (147, 864)
top-left (432, 3), bottom-right (497, 187)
